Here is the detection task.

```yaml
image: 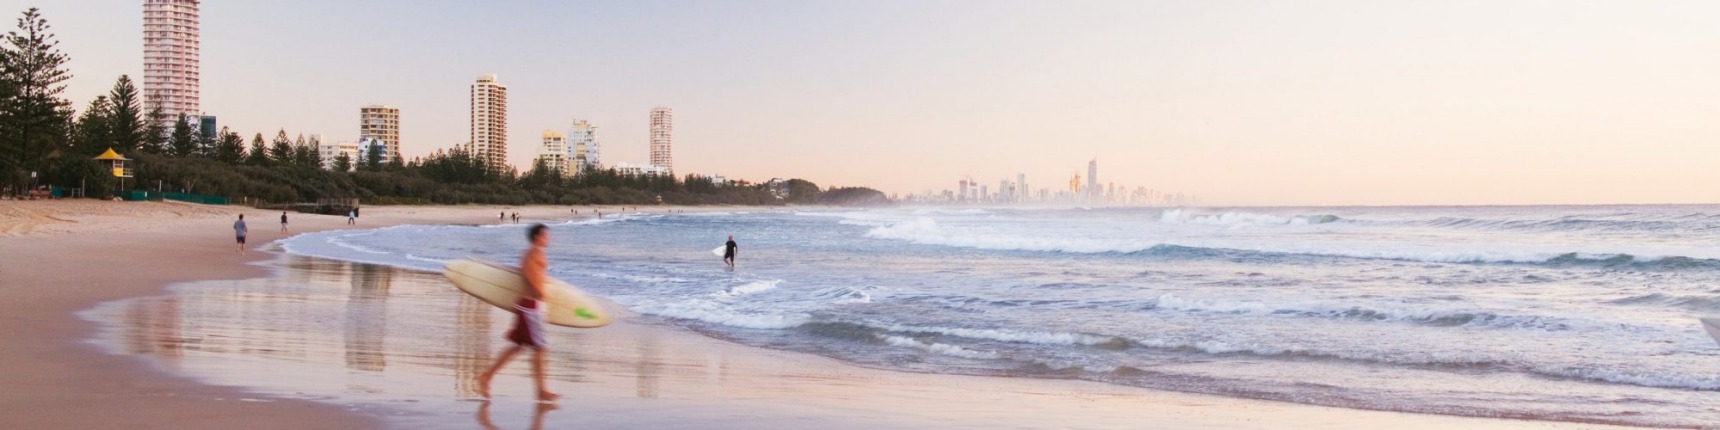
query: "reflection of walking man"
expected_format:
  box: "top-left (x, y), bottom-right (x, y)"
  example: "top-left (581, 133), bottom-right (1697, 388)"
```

top-left (477, 224), bottom-right (560, 402)
top-left (723, 235), bottom-right (738, 268)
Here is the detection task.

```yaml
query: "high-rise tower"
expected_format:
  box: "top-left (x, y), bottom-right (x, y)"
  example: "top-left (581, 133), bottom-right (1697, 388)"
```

top-left (1087, 159), bottom-right (1099, 201)
top-left (359, 105), bottom-right (399, 163)
top-left (142, 0), bottom-right (201, 126)
top-left (536, 130), bottom-right (568, 176)
top-left (469, 74), bottom-right (508, 170)
top-left (649, 106), bottom-right (672, 174)
top-left (569, 119), bottom-right (599, 174)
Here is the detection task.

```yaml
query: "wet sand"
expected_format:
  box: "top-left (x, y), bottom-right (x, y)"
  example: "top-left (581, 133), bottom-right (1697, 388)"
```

top-left (4, 200), bottom-right (1649, 429)
top-left (0, 200), bottom-right (728, 429)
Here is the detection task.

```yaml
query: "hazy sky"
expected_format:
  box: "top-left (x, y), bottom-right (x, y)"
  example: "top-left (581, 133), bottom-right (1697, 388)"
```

top-left (20, 0), bottom-right (1720, 206)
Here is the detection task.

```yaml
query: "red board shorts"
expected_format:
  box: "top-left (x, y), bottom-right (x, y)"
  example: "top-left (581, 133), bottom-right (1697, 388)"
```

top-left (506, 298), bottom-right (546, 349)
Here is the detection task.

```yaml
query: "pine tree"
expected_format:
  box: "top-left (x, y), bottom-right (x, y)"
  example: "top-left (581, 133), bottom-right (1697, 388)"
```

top-left (70, 95), bottom-right (112, 157)
top-left (269, 130), bottom-right (292, 164)
top-left (363, 140), bottom-right (383, 171)
top-left (244, 133), bottom-right (269, 166)
top-left (168, 114), bottom-right (195, 157)
top-left (106, 75), bottom-right (143, 153)
top-left (139, 105), bottom-right (166, 154)
top-left (331, 152), bottom-right (352, 172)
top-left (213, 127), bottom-right (244, 163)
top-left (0, 7), bottom-right (73, 191)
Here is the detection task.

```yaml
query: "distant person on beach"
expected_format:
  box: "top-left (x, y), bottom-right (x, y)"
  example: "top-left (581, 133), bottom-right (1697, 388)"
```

top-left (234, 214), bottom-right (248, 255)
top-left (724, 235), bottom-right (738, 268)
top-left (477, 223), bottom-right (559, 402)
top-left (501, 211), bottom-right (506, 221)
top-left (347, 210), bottom-right (356, 225)
top-left (280, 211), bottom-right (288, 233)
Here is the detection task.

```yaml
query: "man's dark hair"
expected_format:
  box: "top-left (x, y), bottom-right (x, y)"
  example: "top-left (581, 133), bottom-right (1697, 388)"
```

top-left (528, 223), bottom-right (548, 241)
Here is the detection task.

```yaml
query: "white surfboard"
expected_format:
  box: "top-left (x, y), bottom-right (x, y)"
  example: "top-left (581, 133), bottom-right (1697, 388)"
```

top-left (443, 258), bottom-right (611, 328)
top-left (712, 245), bottom-right (726, 257)
top-left (1701, 317), bottom-right (1720, 348)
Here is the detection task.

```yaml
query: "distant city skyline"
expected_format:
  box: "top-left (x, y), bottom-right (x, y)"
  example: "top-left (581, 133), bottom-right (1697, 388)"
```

top-left (30, 0), bottom-right (1720, 205)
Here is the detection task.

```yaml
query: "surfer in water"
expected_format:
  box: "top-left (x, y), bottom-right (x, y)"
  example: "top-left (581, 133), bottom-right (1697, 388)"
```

top-left (723, 235), bottom-right (738, 268)
top-left (477, 223), bottom-right (560, 402)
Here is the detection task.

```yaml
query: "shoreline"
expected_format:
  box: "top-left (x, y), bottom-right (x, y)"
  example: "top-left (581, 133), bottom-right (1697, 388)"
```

top-left (1, 200), bottom-right (1654, 429)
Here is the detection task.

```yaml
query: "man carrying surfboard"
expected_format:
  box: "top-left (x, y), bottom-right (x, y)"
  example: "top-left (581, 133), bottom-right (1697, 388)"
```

top-left (477, 224), bottom-right (560, 402)
top-left (723, 235), bottom-right (738, 268)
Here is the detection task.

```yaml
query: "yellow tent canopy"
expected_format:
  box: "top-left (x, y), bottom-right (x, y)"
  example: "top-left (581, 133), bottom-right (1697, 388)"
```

top-left (92, 148), bottom-right (128, 161)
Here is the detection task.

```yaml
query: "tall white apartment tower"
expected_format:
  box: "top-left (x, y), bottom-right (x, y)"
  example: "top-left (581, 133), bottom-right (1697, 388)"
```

top-left (469, 74), bottom-right (508, 170)
top-left (649, 106), bottom-right (672, 174)
top-left (359, 105), bottom-right (400, 163)
top-left (569, 119), bottom-right (599, 174)
top-left (142, 0), bottom-right (201, 125)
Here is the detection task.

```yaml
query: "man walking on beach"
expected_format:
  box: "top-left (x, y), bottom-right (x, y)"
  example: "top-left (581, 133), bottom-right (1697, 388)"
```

top-left (347, 209), bottom-right (356, 225)
top-left (477, 224), bottom-right (559, 402)
top-left (234, 214), bottom-right (248, 255)
top-left (724, 235), bottom-right (738, 268)
top-left (280, 211), bottom-right (289, 233)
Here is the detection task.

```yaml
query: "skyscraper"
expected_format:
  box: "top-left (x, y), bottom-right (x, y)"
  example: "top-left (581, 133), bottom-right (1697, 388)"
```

top-left (649, 106), bottom-right (672, 174)
top-left (1087, 159), bottom-right (1099, 201)
top-left (536, 130), bottom-right (568, 176)
top-left (1017, 173), bottom-right (1027, 203)
top-left (469, 74), bottom-right (508, 170)
top-left (142, 0), bottom-right (201, 126)
top-left (569, 119), bottom-right (599, 174)
top-left (360, 105), bottom-right (400, 163)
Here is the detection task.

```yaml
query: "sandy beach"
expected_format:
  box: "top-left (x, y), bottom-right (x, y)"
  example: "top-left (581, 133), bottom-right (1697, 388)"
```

top-left (0, 200), bottom-right (1648, 429)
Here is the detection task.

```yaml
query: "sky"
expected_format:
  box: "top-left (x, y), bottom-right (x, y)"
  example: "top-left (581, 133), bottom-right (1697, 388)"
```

top-left (16, 0), bottom-right (1720, 206)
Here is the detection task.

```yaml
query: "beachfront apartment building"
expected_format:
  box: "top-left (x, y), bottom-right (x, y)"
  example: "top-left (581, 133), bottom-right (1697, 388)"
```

top-left (468, 74), bottom-right (508, 171)
top-left (143, 0), bottom-right (201, 127)
top-left (569, 119), bottom-right (600, 175)
top-left (614, 162), bottom-right (670, 177)
top-left (360, 105), bottom-right (400, 163)
top-left (536, 130), bottom-right (569, 176)
top-left (318, 140), bottom-right (360, 171)
top-left (649, 106), bottom-right (672, 175)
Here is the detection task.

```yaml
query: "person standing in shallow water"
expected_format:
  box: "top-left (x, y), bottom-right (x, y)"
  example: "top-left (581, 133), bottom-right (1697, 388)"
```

top-left (477, 223), bottom-right (559, 402)
top-left (723, 235), bottom-right (738, 268)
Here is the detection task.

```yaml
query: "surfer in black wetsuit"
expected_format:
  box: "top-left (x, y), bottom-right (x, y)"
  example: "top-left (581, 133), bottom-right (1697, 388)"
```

top-left (723, 235), bottom-right (738, 268)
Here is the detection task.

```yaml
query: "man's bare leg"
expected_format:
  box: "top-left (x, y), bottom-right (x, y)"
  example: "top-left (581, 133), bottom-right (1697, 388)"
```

top-left (477, 345), bottom-right (524, 399)
top-left (531, 348), bottom-right (559, 402)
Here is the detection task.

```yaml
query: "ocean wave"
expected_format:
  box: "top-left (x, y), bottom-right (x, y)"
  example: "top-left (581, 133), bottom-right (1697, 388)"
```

top-left (628, 302), bottom-right (810, 329)
top-left (1414, 216), bottom-right (1717, 234)
top-left (1605, 293), bottom-right (1720, 312)
top-left (879, 335), bottom-right (1001, 359)
top-left (859, 217), bottom-right (1720, 268)
top-left (1014, 338), bottom-right (1720, 392)
top-left (1158, 209), bottom-right (1341, 226)
top-left (721, 280), bottom-right (781, 296)
top-left (810, 286), bottom-right (872, 304)
top-left (1147, 293), bottom-right (1573, 329)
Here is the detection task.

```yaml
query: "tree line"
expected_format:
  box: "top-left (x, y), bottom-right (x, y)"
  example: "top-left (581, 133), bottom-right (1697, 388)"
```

top-left (0, 7), bottom-right (888, 207)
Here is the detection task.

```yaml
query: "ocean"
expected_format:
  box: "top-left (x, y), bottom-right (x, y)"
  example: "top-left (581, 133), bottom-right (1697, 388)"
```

top-left (271, 205), bottom-right (1720, 427)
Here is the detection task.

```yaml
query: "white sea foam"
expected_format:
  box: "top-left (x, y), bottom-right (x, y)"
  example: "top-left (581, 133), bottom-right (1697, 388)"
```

top-left (722, 280), bottom-right (782, 296)
top-left (879, 335), bottom-right (1001, 359)
top-left (865, 322), bottom-right (1121, 346)
top-left (1158, 209), bottom-right (1339, 226)
top-left (628, 302), bottom-right (810, 329)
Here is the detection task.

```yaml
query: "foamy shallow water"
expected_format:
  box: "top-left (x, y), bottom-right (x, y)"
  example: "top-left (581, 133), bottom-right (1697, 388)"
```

top-left (129, 206), bottom-right (1720, 427)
